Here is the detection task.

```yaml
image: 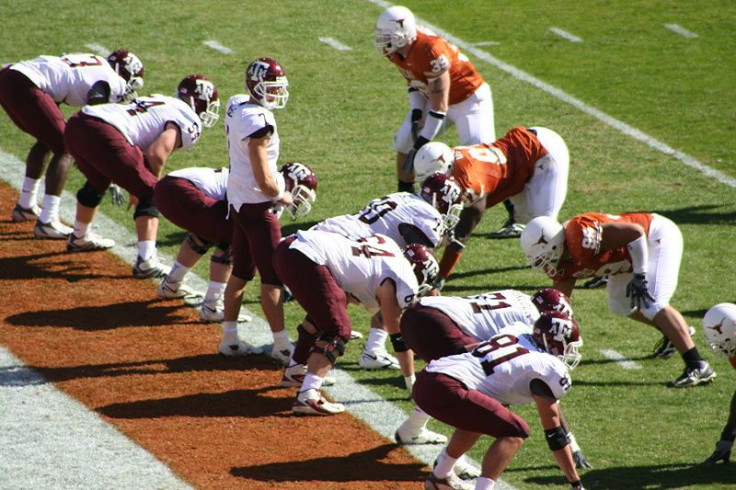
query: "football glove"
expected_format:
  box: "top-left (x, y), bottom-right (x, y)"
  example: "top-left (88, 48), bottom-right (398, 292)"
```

top-left (108, 184), bottom-right (126, 206)
top-left (626, 273), bottom-right (654, 309)
top-left (704, 440), bottom-right (732, 465)
top-left (573, 450), bottom-right (593, 469)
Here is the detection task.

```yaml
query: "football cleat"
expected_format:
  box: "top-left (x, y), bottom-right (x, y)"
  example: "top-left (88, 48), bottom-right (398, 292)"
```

top-left (395, 427), bottom-right (447, 445)
top-left (198, 301), bottom-right (252, 323)
top-left (449, 457), bottom-right (481, 480)
top-left (292, 389), bottom-right (345, 416)
top-left (157, 276), bottom-right (200, 299)
top-left (359, 349), bottom-right (400, 370)
top-left (270, 341), bottom-right (294, 365)
top-left (67, 232), bottom-right (115, 252)
top-left (11, 203), bottom-right (41, 222)
top-left (279, 363), bottom-right (335, 388)
top-left (132, 255), bottom-right (169, 279)
top-left (33, 220), bottom-right (73, 239)
top-left (424, 471), bottom-right (474, 490)
top-left (668, 362), bottom-right (716, 388)
top-left (652, 326), bottom-right (695, 359)
top-left (349, 330), bottom-right (364, 340)
top-left (218, 338), bottom-right (263, 357)
top-left (488, 220), bottom-right (525, 239)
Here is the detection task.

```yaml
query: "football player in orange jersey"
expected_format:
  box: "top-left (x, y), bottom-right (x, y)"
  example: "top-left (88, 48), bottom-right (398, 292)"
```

top-left (373, 6), bottom-right (496, 191)
top-left (423, 126), bottom-right (569, 288)
top-left (520, 212), bottom-right (716, 388)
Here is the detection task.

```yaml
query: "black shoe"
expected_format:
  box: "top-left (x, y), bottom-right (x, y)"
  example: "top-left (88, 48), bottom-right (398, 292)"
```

top-left (668, 362), bottom-right (716, 388)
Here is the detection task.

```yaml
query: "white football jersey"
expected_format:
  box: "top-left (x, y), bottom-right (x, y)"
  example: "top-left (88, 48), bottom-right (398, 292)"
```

top-left (288, 230), bottom-right (419, 314)
top-left (426, 322), bottom-right (572, 406)
top-left (167, 167), bottom-right (229, 200)
top-left (315, 192), bottom-right (445, 248)
top-left (11, 54), bottom-right (129, 106)
top-left (82, 95), bottom-right (201, 150)
top-left (225, 94), bottom-right (284, 208)
top-left (419, 290), bottom-right (540, 340)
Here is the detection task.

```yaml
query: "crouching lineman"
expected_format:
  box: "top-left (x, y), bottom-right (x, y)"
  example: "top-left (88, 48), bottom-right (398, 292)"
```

top-left (272, 230), bottom-right (438, 415)
top-left (64, 74), bottom-right (219, 279)
top-left (521, 212), bottom-right (715, 387)
top-left (702, 303), bottom-right (736, 465)
top-left (416, 312), bottom-right (586, 490)
top-left (313, 172), bottom-right (462, 372)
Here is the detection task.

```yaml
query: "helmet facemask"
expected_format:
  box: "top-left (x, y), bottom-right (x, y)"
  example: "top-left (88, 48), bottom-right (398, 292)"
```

top-left (286, 185), bottom-right (316, 220)
top-left (254, 78), bottom-right (289, 110)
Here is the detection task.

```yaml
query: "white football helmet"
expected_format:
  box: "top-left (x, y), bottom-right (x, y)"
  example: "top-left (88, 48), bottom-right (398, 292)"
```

top-left (414, 142), bottom-right (454, 182)
top-left (703, 302), bottom-right (736, 357)
top-left (520, 216), bottom-right (565, 276)
top-left (374, 6), bottom-right (417, 55)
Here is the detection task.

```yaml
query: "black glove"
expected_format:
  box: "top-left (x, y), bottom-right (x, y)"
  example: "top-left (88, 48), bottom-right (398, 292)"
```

top-left (573, 450), bottom-right (593, 469)
top-left (626, 273), bottom-right (654, 309)
top-left (704, 440), bottom-right (732, 465)
top-left (108, 184), bottom-right (126, 206)
top-left (433, 276), bottom-right (446, 292)
top-left (410, 109), bottom-right (423, 142)
top-left (402, 149), bottom-right (417, 177)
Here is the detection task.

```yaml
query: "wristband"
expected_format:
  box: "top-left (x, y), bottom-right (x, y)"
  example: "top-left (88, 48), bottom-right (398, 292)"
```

top-left (418, 110), bottom-right (446, 142)
top-left (626, 235), bottom-right (648, 275)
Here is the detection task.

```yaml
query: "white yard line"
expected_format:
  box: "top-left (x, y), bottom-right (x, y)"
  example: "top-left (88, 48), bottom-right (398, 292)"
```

top-left (367, 0), bottom-right (736, 189)
top-left (472, 41), bottom-right (500, 47)
top-left (0, 147), bottom-right (487, 486)
top-left (598, 349), bottom-right (643, 370)
top-left (84, 43), bottom-right (111, 56)
top-left (0, 348), bottom-right (193, 490)
top-left (549, 27), bottom-right (583, 43)
top-left (665, 24), bottom-right (699, 39)
top-left (203, 40), bottom-right (235, 55)
top-left (319, 37), bottom-right (353, 52)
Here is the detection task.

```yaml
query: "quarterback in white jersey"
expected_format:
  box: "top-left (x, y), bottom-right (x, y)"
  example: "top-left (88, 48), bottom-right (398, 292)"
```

top-left (415, 314), bottom-right (585, 490)
top-left (273, 230), bottom-right (439, 416)
top-left (64, 75), bottom-right (219, 281)
top-left (0, 50), bottom-right (144, 238)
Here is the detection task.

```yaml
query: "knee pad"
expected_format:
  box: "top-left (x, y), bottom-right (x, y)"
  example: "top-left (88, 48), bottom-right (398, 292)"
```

top-left (309, 334), bottom-right (346, 366)
top-left (211, 245), bottom-right (232, 265)
top-left (133, 196), bottom-right (160, 219)
top-left (77, 182), bottom-right (105, 208)
top-left (186, 233), bottom-right (212, 255)
top-left (390, 332), bottom-right (410, 353)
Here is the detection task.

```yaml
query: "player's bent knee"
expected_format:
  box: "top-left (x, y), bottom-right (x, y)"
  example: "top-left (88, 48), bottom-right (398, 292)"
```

top-left (309, 334), bottom-right (347, 365)
top-left (76, 182), bottom-right (105, 208)
top-left (134, 196), bottom-right (160, 219)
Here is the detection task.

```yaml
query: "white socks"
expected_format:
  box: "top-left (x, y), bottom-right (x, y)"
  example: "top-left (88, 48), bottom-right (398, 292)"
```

top-left (475, 477), bottom-right (495, 490)
top-left (222, 321), bottom-right (238, 343)
top-left (18, 177), bottom-right (40, 209)
top-left (301, 373), bottom-right (324, 392)
top-left (137, 240), bottom-right (156, 261)
top-left (365, 327), bottom-right (389, 352)
top-left (205, 281), bottom-right (227, 303)
top-left (38, 194), bottom-right (61, 224)
top-left (433, 448), bottom-right (458, 479)
top-left (167, 261), bottom-right (190, 283)
top-left (399, 406), bottom-right (432, 435)
top-left (73, 220), bottom-right (91, 238)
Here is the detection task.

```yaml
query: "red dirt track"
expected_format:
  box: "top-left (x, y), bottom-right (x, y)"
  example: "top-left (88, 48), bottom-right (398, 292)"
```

top-left (0, 182), bottom-right (426, 489)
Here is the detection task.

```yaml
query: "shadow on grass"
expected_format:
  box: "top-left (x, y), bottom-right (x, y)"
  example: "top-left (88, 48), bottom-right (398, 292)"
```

top-left (520, 461), bottom-right (734, 489)
top-left (231, 443), bottom-right (426, 483)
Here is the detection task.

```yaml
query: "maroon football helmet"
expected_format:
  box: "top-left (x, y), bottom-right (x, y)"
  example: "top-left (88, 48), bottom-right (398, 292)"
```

top-left (107, 49), bottom-right (144, 90)
top-left (420, 172), bottom-right (463, 231)
top-left (245, 58), bottom-right (289, 110)
top-left (403, 243), bottom-right (439, 297)
top-left (532, 311), bottom-right (583, 369)
top-left (531, 288), bottom-right (574, 317)
top-left (177, 75), bottom-right (220, 128)
top-left (279, 162), bottom-right (317, 219)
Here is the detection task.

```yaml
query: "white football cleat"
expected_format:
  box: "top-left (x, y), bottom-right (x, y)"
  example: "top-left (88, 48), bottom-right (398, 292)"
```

top-left (292, 389), bottom-right (345, 416)
top-left (395, 427), bottom-right (448, 445)
top-left (218, 338), bottom-right (263, 357)
top-left (67, 232), bottom-right (115, 252)
top-left (359, 349), bottom-right (400, 370)
top-left (11, 203), bottom-right (41, 222)
top-left (199, 301), bottom-right (252, 323)
top-left (279, 363), bottom-right (335, 388)
top-left (270, 342), bottom-right (294, 365)
top-left (157, 276), bottom-right (201, 299)
top-left (451, 456), bottom-right (481, 480)
top-left (33, 219), bottom-right (72, 239)
top-left (132, 255), bottom-right (169, 279)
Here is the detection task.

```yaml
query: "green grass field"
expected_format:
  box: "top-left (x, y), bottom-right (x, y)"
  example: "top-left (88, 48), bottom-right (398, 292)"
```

top-left (1, 1), bottom-right (735, 488)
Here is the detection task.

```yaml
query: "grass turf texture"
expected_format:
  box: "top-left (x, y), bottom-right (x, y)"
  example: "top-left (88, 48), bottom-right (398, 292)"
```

top-left (1, 1), bottom-right (735, 488)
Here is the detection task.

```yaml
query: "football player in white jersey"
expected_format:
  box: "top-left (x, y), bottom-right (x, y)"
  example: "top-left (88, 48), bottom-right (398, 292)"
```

top-left (0, 50), bottom-right (144, 238)
top-left (313, 172), bottom-right (462, 371)
top-left (219, 58), bottom-right (295, 361)
top-left (416, 313), bottom-right (586, 490)
top-left (272, 230), bottom-right (438, 415)
top-left (702, 303), bottom-right (736, 465)
top-left (64, 74), bottom-right (219, 281)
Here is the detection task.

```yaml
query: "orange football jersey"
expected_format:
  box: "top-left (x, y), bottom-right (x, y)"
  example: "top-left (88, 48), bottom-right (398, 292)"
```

top-left (386, 29), bottom-right (483, 105)
top-left (451, 127), bottom-right (547, 206)
top-left (552, 212), bottom-right (654, 281)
